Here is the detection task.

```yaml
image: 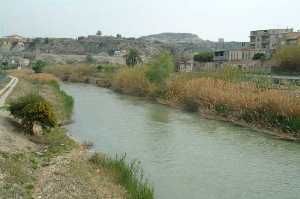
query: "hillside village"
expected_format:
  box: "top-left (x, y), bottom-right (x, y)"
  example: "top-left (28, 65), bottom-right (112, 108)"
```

top-left (0, 28), bottom-right (300, 74)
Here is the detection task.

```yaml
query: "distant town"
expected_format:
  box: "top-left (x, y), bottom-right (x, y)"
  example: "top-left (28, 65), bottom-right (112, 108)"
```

top-left (0, 28), bottom-right (300, 74)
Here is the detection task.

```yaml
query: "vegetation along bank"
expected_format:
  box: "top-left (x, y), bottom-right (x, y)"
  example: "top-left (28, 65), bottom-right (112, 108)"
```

top-left (0, 69), bottom-right (153, 199)
top-left (42, 50), bottom-right (300, 141)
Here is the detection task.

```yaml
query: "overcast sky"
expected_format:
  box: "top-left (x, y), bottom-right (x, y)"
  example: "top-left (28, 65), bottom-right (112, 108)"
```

top-left (0, 0), bottom-right (299, 41)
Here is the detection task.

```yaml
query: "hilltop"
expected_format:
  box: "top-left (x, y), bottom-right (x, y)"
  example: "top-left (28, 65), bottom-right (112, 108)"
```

top-left (139, 32), bottom-right (208, 44)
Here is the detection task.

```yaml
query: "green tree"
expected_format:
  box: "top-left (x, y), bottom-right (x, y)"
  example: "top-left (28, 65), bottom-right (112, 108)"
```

top-left (193, 52), bottom-right (214, 63)
top-left (125, 49), bottom-right (142, 67)
top-left (146, 52), bottom-right (174, 85)
top-left (116, 34), bottom-right (122, 38)
top-left (96, 30), bottom-right (102, 36)
top-left (253, 53), bottom-right (266, 61)
top-left (32, 60), bottom-right (47, 73)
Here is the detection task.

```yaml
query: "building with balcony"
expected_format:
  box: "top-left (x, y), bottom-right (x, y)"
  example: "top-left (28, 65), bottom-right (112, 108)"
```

top-left (249, 29), bottom-right (293, 53)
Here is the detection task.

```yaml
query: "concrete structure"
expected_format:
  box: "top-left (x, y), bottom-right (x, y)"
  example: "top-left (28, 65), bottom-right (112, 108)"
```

top-left (193, 60), bottom-right (271, 73)
top-left (249, 29), bottom-right (293, 53)
top-left (214, 48), bottom-right (262, 62)
top-left (179, 60), bottom-right (193, 72)
top-left (217, 38), bottom-right (225, 49)
top-left (0, 56), bottom-right (30, 68)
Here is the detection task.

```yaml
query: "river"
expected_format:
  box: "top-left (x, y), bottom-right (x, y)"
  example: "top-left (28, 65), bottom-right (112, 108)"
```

top-left (62, 83), bottom-right (300, 199)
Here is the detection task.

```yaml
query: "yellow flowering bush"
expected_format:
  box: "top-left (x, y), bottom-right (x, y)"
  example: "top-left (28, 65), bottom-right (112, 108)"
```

top-left (9, 94), bottom-right (57, 133)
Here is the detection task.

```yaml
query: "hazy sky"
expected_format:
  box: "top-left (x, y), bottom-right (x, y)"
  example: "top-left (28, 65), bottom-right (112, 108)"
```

top-left (0, 0), bottom-right (299, 41)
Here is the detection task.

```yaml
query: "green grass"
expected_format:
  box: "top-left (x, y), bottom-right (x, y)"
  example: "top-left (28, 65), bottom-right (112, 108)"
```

top-left (241, 109), bottom-right (300, 134)
top-left (48, 81), bottom-right (74, 121)
top-left (0, 152), bottom-right (38, 199)
top-left (90, 153), bottom-right (154, 199)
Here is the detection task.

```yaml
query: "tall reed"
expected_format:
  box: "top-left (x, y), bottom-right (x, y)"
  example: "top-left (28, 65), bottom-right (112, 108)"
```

top-left (90, 153), bottom-right (154, 199)
top-left (167, 76), bottom-right (300, 133)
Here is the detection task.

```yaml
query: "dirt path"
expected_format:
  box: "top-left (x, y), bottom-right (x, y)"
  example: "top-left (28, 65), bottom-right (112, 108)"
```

top-left (0, 76), bottom-right (37, 153)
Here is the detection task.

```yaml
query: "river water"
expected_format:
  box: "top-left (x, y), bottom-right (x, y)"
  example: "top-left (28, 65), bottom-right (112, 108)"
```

top-left (62, 83), bottom-right (300, 199)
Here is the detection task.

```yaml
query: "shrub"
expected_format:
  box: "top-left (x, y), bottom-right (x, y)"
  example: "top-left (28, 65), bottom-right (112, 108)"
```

top-left (145, 52), bottom-right (174, 85)
top-left (253, 53), bottom-right (266, 61)
top-left (112, 67), bottom-right (154, 96)
top-left (96, 65), bottom-right (103, 71)
top-left (9, 94), bottom-right (57, 133)
top-left (32, 60), bottom-right (47, 73)
top-left (193, 52), bottom-right (213, 63)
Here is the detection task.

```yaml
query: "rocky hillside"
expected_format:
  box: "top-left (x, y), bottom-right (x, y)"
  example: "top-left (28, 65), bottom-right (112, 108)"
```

top-left (140, 33), bottom-right (208, 44)
top-left (140, 32), bottom-right (245, 52)
top-left (0, 33), bottom-right (245, 64)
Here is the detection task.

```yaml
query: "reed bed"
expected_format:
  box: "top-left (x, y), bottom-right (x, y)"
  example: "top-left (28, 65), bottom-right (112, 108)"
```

top-left (112, 67), bottom-right (155, 97)
top-left (167, 77), bottom-right (300, 133)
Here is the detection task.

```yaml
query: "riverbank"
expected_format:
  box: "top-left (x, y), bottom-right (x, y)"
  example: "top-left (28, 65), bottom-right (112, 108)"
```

top-left (1, 69), bottom-right (153, 199)
top-left (44, 64), bottom-right (300, 141)
top-left (62, 82), bottom-right (300, 199)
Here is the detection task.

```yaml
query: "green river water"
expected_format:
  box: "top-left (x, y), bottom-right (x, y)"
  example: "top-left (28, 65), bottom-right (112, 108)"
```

top-left (62, 83), bottom-right (300, 199)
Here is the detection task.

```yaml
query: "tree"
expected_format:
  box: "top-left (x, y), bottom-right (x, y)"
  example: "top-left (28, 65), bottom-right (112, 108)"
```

top-left (193, 52), bottom-right (214, 63)
top-left (125, 49), bottom-right (142, 67)
top-left (273, 46), bottom-right (300, 73)
top-left (32, 60), bottom-right (47, 73)
top-left (145, 52), bottom-right (174, 85)
top-left (253, 53), bottom-right (266, 61)
top-left (116, 34), bottom-right (122, 38)
top-left (96, 30), bottom-right (102, 36)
